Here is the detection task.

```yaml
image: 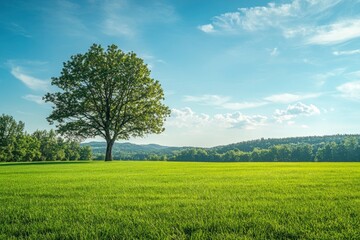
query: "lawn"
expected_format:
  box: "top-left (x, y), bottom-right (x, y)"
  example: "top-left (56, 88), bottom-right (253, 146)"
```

top-left (0, 161), bottom-right (359, 239)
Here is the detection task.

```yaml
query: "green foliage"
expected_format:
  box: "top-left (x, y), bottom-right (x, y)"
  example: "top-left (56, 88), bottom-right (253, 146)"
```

top-left (0, 114), bottom-right (24, 145)
top-left (31, 130), bottom-right (92, 161)
top-left (211, 135), bottom-right (357, 153)
top-left (13, 135), bottom-right (41, 162)
top-left (0, 114), bottom-right (92, 162)
top-left (0, 114), bottom-right (34, 162)
top-left (79, 146), bottom-right (92, 160)
top-left (0, 162), bottom-right (359, 239)
top-left (44, 44), bottom-right (170, 160)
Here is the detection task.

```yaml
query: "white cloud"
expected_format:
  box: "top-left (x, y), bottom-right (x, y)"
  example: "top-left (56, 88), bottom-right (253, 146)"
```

top-left (264, 93), bottom-right (321, 104)
top-left (286, 19), bottom-right (360, 45)
top-left (168, 108), bottom-right (210, 128)
top-left (10, 66), bottom-right (49, 91)
top-left (283, 26), bottom-right (309, 38)
top-left (198, 0), bottom-right (341, 34)
top-left (184, 94), bottom-right (267, 110)
top-left (22, 94), bottom-right (45, 104)
top-left (333, 49), bottom-right (360, 56)
top-left (285, 18), bottom-right (360, 46)
top-left (200, 1), bottom-right (299, 33)
top-left (274, 102), bottom-right (320, 123)
top-left (198, 24), bottom-right (215, 33)
top-left (214, 113), bottom-right (267, 129)
top-left (305, 19), bottom-right (360, 45)
top-left (337, 81), bottom-right (360, 100)
top-left (199, 0), bottom-right (360, 45)
top-left (168, 107), bottom-right (267, 130)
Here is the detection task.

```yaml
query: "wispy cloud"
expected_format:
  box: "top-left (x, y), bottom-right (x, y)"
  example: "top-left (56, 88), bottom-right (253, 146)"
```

top-left (42, 0), bottom-right (90, 37)
top-left (103, 18), bottom-right (135, 37)
top-left (198, 1), bottom-right (298, 34)
top-left (346, 70), bottom-right (360, 79)
top-left (185, 92), bottom-right (324, 109)
top-left (222, 102), bottom-right (268, 110)
top-left (333, 49), bottom-right (360, 56)
top-left (198, 0), bottom-right (342, 34)
top-left (286, 18), bottom-right (360, 45)
top-left (101, 0), bottom-right (177, 38)
top-left (10, 66), bottom-right (49, 91)
top-left (184, 95), bottom-right (229, 106)
top-left (274, 102), bottom-right (320, 123)
top-left (139, 54), bottom-right (166, 69)
top-left (305, 19), bottom-right (360, 45)
top-left (168, 107), bottom-right (267, 130)
top-left (22, 94), bottom-right (45, 104)
top-left (337, 81), bottom-right (360, 100)
top-left (264, 93), bottom-right (321, 104)
top-left (312, 68), bottom-right (345, 86)
top-left (8, 23), bottom-right (32, 38)
top-left (198, 0), bottom-right (360, 45)
top-left (184, 94), bottom-right (267, 110)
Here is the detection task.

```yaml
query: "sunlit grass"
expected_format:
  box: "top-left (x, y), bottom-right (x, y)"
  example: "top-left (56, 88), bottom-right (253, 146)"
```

top-left (0, 161), bottom-right (359, 239)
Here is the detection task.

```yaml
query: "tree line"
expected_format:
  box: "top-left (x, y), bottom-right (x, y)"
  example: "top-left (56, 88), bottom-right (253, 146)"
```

top-left (0, 114), bottom-right (92, 162)
top-left (99, 135), bottom-right (360, 162)
top-left (167, 138), bottom-right (360, 162)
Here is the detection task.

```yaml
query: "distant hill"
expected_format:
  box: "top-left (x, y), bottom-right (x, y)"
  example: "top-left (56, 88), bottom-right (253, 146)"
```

top-left (82, 142), bottom-right (186, 155)
top-left (212, 134), bottom-right (360, 153)
top-left (83, 134), bottom-right (360, 161)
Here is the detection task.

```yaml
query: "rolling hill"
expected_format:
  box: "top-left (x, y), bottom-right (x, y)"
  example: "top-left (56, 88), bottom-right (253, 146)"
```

top-left (82, 134), bottom-right (360, 161)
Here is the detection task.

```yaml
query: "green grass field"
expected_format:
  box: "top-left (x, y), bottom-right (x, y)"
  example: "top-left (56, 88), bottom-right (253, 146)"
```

top-left (0, 161), bottom-right (359, 239)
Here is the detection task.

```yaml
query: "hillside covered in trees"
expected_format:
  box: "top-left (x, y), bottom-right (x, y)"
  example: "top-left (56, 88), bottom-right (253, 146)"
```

top-left (85, 134), bottom-right (360, 162)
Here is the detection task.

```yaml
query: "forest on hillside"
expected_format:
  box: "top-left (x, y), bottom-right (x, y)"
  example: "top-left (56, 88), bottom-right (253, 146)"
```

top-left (86, 134), bottom-right (360, 162)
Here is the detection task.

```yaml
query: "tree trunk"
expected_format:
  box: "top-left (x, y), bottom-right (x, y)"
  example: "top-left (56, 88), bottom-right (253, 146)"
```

top-left (105, 140), bottom-right (114, 161)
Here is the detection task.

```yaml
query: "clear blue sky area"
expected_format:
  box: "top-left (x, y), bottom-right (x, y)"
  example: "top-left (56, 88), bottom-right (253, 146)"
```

top-left (1, 0), bottom-right (360, 147)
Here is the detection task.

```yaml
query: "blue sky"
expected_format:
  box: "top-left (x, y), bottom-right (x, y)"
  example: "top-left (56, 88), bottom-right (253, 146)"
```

top-left (1, 0), bottom-right (360, 147)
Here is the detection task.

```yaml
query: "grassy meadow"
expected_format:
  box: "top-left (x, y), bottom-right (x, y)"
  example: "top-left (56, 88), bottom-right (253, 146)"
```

top-left (0, 161), bottom-right (359, 239)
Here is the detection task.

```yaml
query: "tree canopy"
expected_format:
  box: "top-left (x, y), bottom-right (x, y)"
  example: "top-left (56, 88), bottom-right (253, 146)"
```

top-left (0, 114), bottom-right (91, 162)
top-left (0, 114), bottom-right (25, 161)
top-left (44, 44), bottom-right (170, 161)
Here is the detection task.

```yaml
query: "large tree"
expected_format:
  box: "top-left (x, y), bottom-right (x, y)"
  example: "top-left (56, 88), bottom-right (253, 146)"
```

top-left (44, 44), bottom-right (170, 161)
